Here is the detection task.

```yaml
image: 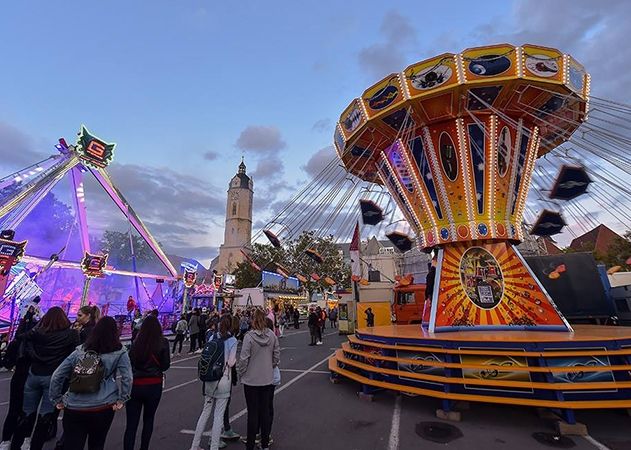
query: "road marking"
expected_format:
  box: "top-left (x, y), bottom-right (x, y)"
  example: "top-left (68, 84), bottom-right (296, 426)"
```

top-left (179, 352), bottom-right (334, 436)
top-left (281, 369), bottom-right (329, 374)
top-left (163, 379), bottom-right (198, 393)
top-left (582, 435), bottom-right (611, 450)
top-left (171, 355), bottom-right (200, 364)
top-left (387, 395), bottom-right (402, 450)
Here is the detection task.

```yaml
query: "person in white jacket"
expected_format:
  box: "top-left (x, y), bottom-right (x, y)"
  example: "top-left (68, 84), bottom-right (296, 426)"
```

top-left (190, 315), bottom-right (238, 450)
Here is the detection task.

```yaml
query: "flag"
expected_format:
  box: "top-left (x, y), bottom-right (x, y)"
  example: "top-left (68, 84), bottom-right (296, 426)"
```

top-left (350, 221), bottom-right (361, 279)
top-left (311, 272), bottom-right (321, 281)
top-left (324, 276), bottom-right (336, 286)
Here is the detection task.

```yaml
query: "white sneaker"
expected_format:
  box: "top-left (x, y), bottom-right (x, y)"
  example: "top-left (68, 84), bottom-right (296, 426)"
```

top-left (316, 341), bottom-right (323, 345)
top-left (0, 441), bottom-right (11, 450)
top-left (21, 437), bottom-right (31, 450)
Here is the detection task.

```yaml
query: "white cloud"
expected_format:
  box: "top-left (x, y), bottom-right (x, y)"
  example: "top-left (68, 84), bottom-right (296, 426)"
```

top-left (235, 126), bottom-right (286, 154)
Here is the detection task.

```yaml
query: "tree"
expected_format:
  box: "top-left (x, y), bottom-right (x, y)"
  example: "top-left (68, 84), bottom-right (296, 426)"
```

top-left (233, 231), bottom-right (351, 297)
top-left (594, 231), bottom-right (631, 268)
top-left (99, 230), bottom-right (166, 273)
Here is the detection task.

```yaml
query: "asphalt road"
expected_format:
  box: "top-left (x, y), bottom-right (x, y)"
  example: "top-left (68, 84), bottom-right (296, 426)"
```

top-left (0, 328), bottom-right (630, 449)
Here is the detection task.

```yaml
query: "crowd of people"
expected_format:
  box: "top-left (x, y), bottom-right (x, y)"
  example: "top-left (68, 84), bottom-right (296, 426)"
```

top-left (0, 300), bottom-right (289, 450)
top-left (0, 297), bottom-right (342, 450)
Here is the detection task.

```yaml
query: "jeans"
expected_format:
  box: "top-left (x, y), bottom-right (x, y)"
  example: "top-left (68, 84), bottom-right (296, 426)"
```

top-left (190, 395), bottom-right (229, 450)
top-left (223, 386), bottom-right (232, 431)
top-left (62, 408), bottom-right (115, 450)
top-left (23, 373), bottom-right (54, 415)
top-left (189, 333), bottom-right (199, 352)
top-left (2, 361), bottom-right (28, 441)
top-left (198, 330), bottom-right (206, 350)
top-left (123, 383), bottom-right (162, 450)
top-left (172, 333), bottom-right (185, 353)
top-left (244, 385), bottom-right (274, 450)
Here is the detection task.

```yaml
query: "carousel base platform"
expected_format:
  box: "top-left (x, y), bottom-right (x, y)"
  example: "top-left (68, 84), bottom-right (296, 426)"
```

top-left (329, 324), bottom-right (631, 421)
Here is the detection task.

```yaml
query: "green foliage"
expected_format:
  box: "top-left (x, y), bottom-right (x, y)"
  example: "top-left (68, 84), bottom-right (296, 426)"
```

top-left (594, 231), bottom-right (631, 268)
top-left (99, 230), bottom-right (160, 269)
top-left (233, 231), bottom-right (351, 296)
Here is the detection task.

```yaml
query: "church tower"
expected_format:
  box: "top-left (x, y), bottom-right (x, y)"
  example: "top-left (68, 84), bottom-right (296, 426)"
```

top-left (216, 159), bottom-right (253, 273)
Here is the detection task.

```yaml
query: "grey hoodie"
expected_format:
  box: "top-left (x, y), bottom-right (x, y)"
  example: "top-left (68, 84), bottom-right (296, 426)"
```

top-left (237, 328), bottom-right (280, 386)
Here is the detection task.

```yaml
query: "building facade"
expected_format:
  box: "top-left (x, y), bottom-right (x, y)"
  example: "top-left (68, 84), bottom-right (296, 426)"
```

top-left (215, 160), bottom-right (253, 274)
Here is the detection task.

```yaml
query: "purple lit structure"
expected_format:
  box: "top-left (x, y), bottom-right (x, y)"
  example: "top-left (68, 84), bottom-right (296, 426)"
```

top-left (0, 126), bottom-right (178, 329)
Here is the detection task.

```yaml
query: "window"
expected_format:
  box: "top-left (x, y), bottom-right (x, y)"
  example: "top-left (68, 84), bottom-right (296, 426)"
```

top-left (368, 270), bottom-right (381, 282)
top-left (232, 202), bottom-right (237, 216)
top-left (397, 292), bottom-right (415, 305)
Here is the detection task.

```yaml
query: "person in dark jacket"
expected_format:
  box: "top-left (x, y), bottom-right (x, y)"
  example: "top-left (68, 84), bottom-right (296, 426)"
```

top-left (0, 309), bottom-right (38, 449)
top-left (293, 308), bottom-right (300, 329)
top-left (75, 305), bottom-right (100, 344)
top-left (188, 309), bottom-right (201, 353)
top-left (11, 307), bottom-right (79, 450)
top-left (123, 315), bottom-right (170, 450)
top-left (307, 308), bottom-right (318, 346)
top-left (198, 308), bottom-right (209, 350)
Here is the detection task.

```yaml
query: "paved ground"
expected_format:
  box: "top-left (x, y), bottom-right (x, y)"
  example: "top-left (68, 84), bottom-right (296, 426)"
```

top-left (0, 328), bottom-right (630, 449)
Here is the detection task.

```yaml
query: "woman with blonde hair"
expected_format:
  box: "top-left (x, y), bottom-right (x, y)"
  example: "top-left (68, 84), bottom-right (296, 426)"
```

top-left (237, 309), bottom-right (280, 450)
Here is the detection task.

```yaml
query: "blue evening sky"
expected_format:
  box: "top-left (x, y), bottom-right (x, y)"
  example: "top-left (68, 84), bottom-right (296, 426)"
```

top-left (1, 0), bottom-right (627, 264)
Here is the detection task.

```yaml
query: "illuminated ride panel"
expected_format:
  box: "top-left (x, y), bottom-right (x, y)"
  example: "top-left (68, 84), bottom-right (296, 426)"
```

top-left (334, 44), bottom-right (589, 332)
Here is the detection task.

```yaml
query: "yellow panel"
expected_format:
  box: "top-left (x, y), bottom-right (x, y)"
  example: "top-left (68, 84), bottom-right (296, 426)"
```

top-left (403, 53), bottom-right (459, 97)
top-left (361, 74), bottom-right (406, 118)
top-left (521, 44), bottom-right (564, 83)
top-left (461, 44), bottom-right (518, 83)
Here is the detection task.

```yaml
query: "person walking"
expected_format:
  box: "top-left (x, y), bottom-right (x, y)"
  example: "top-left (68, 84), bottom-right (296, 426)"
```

top-left (307, 308), bottom-right (318, 346)
top-left (329, 307), bottom-right (338, 329)
top-left (314, 307), bottom-right (323, 345)
top-left (11, 307), bottom-right (79, 450)
top-left (189, 315), bottom-right (238, 450)
top-left (365, 307), bottom-right (375, 327)
top-left (0, 309), bottom-right (38, 450)
top-left (199, 308), bottom-right (209, 351)
top-left (238, 309), bottom-right (280, 450)
top-left (49, 316), bottom-right (132, 450)
top-left (123, 315), bottom-right (170, 450)
top-left (188, 309), bottom-right (201, 353)
top-left (239, 313), bottom-right (250, 341)
top-left (292, 308), bottom-right (300, 329)
top-left (172, 316), bottom-right (188, 355)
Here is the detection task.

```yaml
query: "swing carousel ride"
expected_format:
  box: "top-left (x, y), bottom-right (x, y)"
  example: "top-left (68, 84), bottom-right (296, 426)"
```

top-left (0, 126), bottom-right (179, 333)
top-left (249, 44), bottom-right (631, 417)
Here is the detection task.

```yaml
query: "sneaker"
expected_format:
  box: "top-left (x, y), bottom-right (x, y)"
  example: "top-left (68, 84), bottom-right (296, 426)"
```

top-left (316, 341), bottom-right (323, 345)
top-left (218, 439), bottom-right (227, 449)
top-left (195, 349), bottom-right (203, 354)
top-left (221, 430), bottom-right (240, 440)
top-left (0, 441), bottom-right (10, 450)
top-left (21, 438), bottom-right (31, 450)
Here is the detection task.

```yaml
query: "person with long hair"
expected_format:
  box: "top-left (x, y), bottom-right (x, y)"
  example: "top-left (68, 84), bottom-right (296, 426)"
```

top-left (188, 309), bottom-right (201, 353)
top-left (0, 309), bottom-right (38, 450)
top-left (237, 309), bottom-right (280, 450)
top-left (123, 315), bottom-right (170, 450)
top-left (49, 316), bottom-right (132, 450)
top-left (189, 315), bottom-right (238, 450)
top-left (75, 305), bottom-right (100, 344)
top-left (10, 307), bottom-right (78, 450)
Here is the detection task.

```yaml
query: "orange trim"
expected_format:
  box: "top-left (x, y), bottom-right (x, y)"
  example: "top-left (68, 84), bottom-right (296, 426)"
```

top-left (348, 334), bottom-right (631, 358)
top-left (342, 343), bottom-right (631, 373)
top-left (328, 357), bottom-right (631, 409)
top-left (334, 350), bottom-right (631, 391)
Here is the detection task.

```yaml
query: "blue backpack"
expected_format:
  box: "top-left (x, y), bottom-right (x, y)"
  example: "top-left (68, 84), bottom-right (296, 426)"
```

top-left (198, 333), bottom-right (226, 385)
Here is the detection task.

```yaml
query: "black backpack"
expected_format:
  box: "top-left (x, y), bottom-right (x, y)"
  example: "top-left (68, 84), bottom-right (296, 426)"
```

top-left (69, 351), bottom-right (104, 394)
top-left (198, 333), bottom-right (226, 385)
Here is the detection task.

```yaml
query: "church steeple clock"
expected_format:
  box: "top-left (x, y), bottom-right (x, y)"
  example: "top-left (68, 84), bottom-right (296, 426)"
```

top-left (216, 159), bottom-right (253, 273)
